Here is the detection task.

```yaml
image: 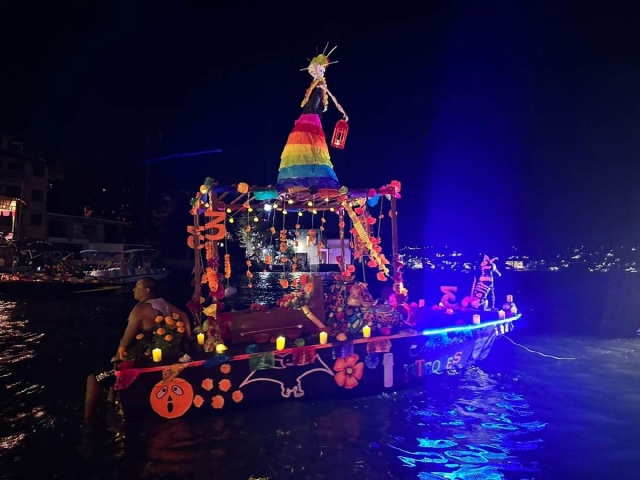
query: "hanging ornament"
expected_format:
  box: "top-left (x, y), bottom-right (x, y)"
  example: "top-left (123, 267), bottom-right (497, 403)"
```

top-left (246, 260), bottom-right (253, 288)
top-left (224, 254), bottom-right (231, 279)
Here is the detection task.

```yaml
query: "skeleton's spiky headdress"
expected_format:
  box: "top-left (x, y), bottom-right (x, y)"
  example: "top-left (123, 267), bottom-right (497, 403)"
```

top-left (300, 43), bottom-right (338, 72)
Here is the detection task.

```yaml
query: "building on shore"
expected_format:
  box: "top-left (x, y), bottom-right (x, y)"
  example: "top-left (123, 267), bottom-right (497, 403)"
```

top-left (0, 134), bottom-right (130, 249)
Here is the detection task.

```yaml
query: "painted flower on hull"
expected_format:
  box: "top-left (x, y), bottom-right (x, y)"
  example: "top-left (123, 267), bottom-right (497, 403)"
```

top-left (333, 354), bottom-right (364, 389)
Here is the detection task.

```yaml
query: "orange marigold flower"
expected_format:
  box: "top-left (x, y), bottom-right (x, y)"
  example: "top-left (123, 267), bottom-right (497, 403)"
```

top-left (211, 395), bottom-right (224, 409)
top-left (165, 318), bottom-right (175, 326)
top-left (193, 395), bottom-right (204, 408)
top-left (333, 354), bottom-right (365, 389)
top-left (164, 335), bottom-right (173, 342)
top-left (177, 327), bottom-right (185, 334)
top-left (156, 328), bottom-right (166, 336)
top-left (232, 390), bottom-right (244, 403)
top-left (155, 316), bottom-right (164, 323)
top-left (172, 313), bottom-right (179, 320)
top-left (219, 364), bottom-right (231, 374)
top-left (176, 321), bottom-right (185, 328)
top-left (219, 379), bottom-right (231, 392)
top-left (135, 333), bottom-right (144, 340)
top-left (201, 378), bottom-right (214, 391)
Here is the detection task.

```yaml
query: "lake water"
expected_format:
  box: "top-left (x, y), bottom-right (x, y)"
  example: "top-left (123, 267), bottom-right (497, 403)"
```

top-left (1, 270), bottom-right (639, 479)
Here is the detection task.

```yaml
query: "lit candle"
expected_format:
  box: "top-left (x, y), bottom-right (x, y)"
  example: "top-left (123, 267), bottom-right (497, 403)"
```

top-left (510, 306), bottom-right (518, 315)
top-left (152, 348), bottom-right (162, 362)
top-left (362, 325), bottom-right (371, 338)
top-left (506, 294), bottom-right (513, 303)
top-left (472, 314), bottom-right (481, 325)
top-left (418, 299), bottom-right (425, 307)
top-left (276, 336), bottom-right (286, 351)
top-left (215, 343), bottom-right (227, 354)
top-left (319, 331), bottom-right (328, 345)
top-left (498, 310), bottom-right (506, 319)
top-left (197, 333), bottom-right (205, 345)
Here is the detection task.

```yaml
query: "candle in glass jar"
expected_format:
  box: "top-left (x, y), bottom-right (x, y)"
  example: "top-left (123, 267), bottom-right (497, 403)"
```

top-left (510, 306), bottom-right (518, 315)
top-left (498, 310), bottom-right (506, 319)
top-left (197, 333), bottom-right (205, 345)
top-left (152, 348), bottom-right (162, 362)
top-left (276, 336), bottom-right (285, 351)
top-left (472, 314), bottom-right (481, 325)
top-left (362, 325), bottom-right (371, 338)
top-left (319, 331), bottom-right (328, 345)
top-left (506, 294), bottom-right (513, 303)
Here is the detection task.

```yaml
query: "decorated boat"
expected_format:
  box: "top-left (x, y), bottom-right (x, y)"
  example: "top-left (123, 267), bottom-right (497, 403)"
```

top-left (114, 46), bottom-right (523, 419)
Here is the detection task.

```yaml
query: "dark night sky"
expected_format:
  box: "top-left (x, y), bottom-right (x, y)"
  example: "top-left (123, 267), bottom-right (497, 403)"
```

top-left (1, 1), bottom-right (639, 252)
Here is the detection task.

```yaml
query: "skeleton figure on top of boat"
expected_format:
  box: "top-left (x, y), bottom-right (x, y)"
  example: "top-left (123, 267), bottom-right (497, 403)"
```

top-left (461, 255), bottom-right (502, 311)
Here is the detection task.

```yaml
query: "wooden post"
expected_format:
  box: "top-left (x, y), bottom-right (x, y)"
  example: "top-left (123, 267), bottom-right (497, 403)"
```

top-left (390, 195), bottom-right (400, 275)
top-left (209, 189), bottom-right (220, 290)
top-left (339, 209), bottom-right (346, 270)
top-left (192, 208), bottom-right (202, 327)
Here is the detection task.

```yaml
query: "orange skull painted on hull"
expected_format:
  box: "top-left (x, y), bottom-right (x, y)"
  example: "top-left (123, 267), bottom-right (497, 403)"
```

top-left (149, 378), bottom-right (194, 419)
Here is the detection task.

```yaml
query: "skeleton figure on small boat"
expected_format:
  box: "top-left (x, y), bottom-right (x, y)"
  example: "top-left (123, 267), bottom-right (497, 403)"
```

top-left (461, 255), bottom-right (501, 311)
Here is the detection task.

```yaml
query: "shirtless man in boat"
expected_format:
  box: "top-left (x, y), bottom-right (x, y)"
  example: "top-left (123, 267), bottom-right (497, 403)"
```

top-left (83, 276), bottom-right (191, 423)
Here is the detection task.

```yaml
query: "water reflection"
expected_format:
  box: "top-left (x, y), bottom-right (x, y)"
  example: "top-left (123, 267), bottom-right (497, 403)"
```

top-left (0, 300), bottom-right (46, 453)
top-left (381, 367), bottom-right (542, 479)
top-left (102, 367), bottom-right (541, 480)
top-left (231, 271), bottom-right (336, 309)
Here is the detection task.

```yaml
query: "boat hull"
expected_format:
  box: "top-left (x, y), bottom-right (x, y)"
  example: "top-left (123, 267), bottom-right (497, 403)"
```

top-left (0, 278), bottom-right (124, 296)
top-left (86, 272), bottom-right (170, 283)
top-left (116, 315), bottom-right (520, 419)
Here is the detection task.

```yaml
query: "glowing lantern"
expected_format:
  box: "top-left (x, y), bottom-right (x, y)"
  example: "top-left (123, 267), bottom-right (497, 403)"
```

top-left (330, 119), bottom-right (349, 150)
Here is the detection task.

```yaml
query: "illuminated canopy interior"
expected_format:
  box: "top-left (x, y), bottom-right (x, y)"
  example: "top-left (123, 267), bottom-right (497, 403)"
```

top-left (199, 182), bottom-right (401, 214)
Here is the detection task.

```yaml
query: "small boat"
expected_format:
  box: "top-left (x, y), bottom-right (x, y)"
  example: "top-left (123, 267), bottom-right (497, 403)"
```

top-left (0, 240), bottom-right (125, 296)
top-left (80, 249), bottom-right (170, 283)
top-left (114, 178), bottom-right (523, 419)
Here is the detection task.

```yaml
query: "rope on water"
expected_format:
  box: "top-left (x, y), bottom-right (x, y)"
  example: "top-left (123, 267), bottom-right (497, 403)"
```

top-left (503, 334), bottom-right (638, 361)
top-left (502, 335), bottom-right (576, 360)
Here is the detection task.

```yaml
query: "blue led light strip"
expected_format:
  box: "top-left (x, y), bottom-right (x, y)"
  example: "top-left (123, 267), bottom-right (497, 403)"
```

top-left (421, 314), bottom-right (522, 336)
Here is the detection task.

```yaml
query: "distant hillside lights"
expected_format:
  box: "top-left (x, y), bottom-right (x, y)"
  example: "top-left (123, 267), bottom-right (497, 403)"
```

top-left (400, 246), bottom-right (640, 273)
top-left (505, 260), bottom-right (525, 270)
